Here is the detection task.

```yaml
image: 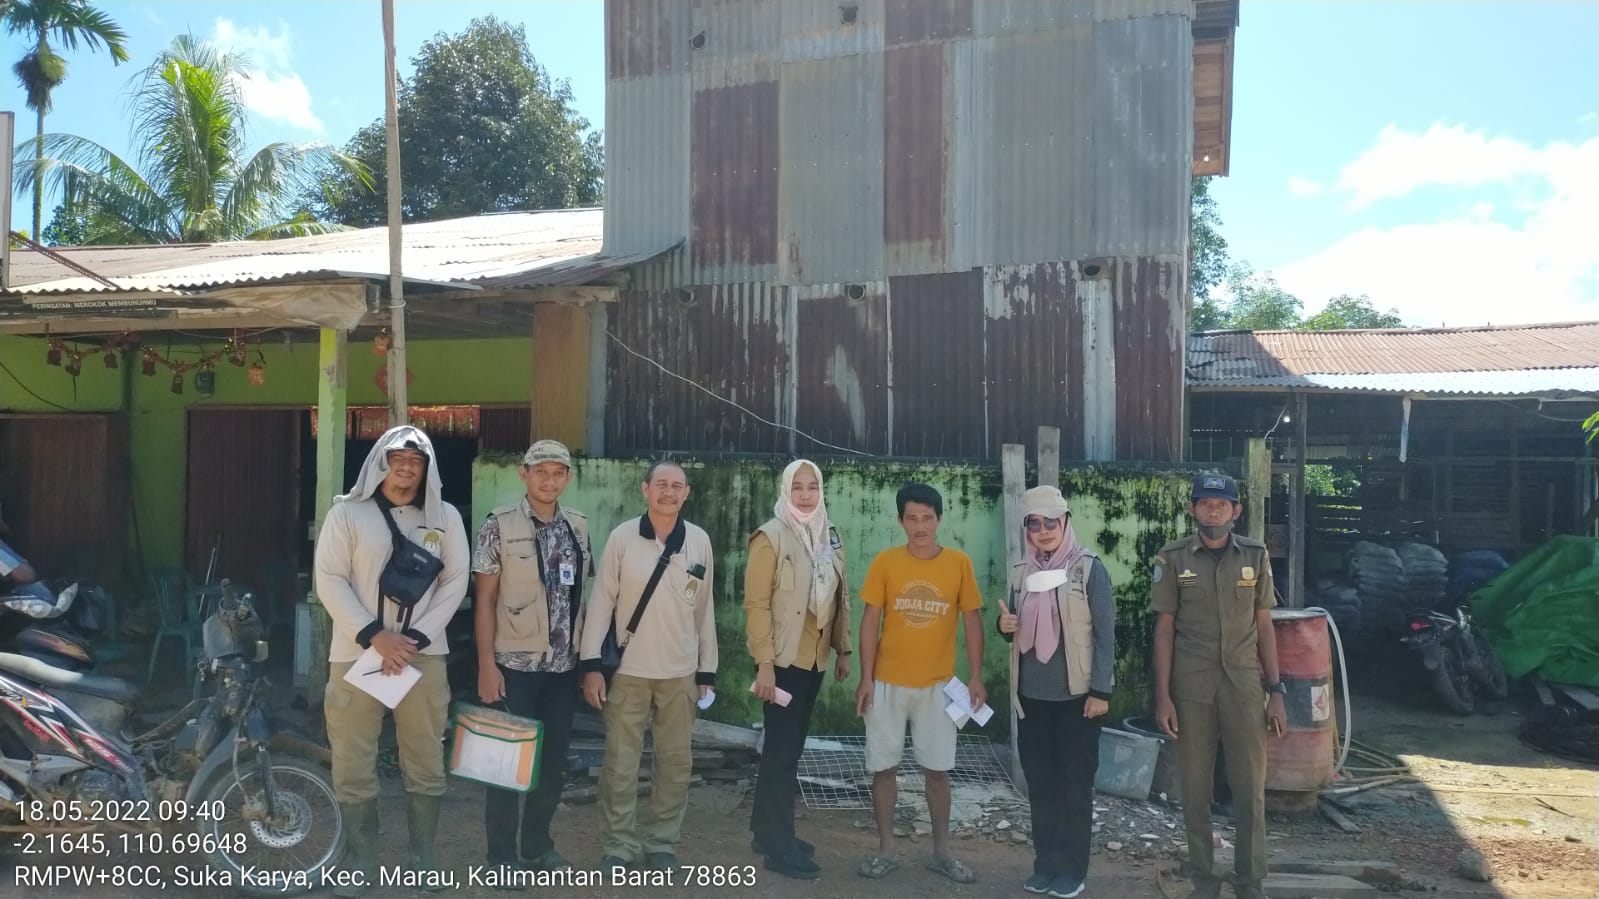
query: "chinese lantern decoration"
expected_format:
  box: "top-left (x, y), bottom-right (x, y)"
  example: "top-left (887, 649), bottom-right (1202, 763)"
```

top-left (142, 349), bottom-right (160, 376)
top-left (63, 354), bottom-right (82, 377)
top-left (103, 345), bottom-right (120, 369)
top-left (373, 328), bottom-right (391, 356)
top-left (169, 362), bottom-right (188, 395)
top-left (46, 338), bottom-right (64, 366)
top-left (248, 362), bottom-right (266, 386)
top-left (228, 334), bottom-right (248, 367)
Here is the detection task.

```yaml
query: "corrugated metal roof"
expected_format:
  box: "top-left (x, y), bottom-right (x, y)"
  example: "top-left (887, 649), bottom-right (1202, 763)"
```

top-left (1188, 322), bottom-right (1599, 395)
top-left (6, 208), bottom-right (659, 295)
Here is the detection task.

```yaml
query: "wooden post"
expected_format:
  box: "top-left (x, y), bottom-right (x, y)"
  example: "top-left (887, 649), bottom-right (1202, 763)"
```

top-left (1037, 426), bottom-right (1060, 490)
top-left (304, 328), bottom-right (347, 702)
top-left (1244, 437), bottom-right (1269, 542)
top-left (1000, 443), bottom-right (1027, 793)
top-left (1288, 392), bottom-right (1308, 608)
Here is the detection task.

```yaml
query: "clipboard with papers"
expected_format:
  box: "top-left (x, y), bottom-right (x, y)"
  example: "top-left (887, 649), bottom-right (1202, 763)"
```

top-left (342, 646), bottom-right (421, 709)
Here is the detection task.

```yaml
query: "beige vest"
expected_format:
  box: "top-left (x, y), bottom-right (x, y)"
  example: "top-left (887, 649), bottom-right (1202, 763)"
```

top-left (753, 520), bottom-right (850, 669)
top-left (492, 503), bottom-right (593, 655)
top-left (1006, 554), bottom-right (1105, 716)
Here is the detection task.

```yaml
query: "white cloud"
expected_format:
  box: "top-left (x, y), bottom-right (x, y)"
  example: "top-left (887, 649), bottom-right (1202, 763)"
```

top-left (1337, 123), bottom-right (1577, 210)
top-left (209, 19), bottom-right (323, 133)
top-left (139, 6), bottom-right (165, 28)
top-left (1288, 177), bottom-right (1323, 197)
top-left (1274, 133), bottom-right (1599, 327)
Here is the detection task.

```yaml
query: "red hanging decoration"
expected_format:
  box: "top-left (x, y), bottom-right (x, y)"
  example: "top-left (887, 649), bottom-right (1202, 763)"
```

top-left (373, 328), bottom-right (391, 357)
top-left (248, 362), bottom-right (266, 386)
top-left (46, 339), bottom-right (63, 367)
top-left (103, 349), bottom-right (119, 369)
top-left (141, 349), bottom-right (159, 376)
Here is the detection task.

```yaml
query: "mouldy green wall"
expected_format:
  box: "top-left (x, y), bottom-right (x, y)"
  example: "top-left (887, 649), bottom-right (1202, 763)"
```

top-left (1, 334), bottom-right (532, 571)
top-left (474, 456), bottom-right (1196, 736)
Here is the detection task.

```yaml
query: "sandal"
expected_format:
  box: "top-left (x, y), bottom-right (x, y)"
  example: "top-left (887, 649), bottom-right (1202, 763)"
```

top-left (925, 854), bottom-right (976, 884)
top-left (857, 855), bottom-right (900, 879)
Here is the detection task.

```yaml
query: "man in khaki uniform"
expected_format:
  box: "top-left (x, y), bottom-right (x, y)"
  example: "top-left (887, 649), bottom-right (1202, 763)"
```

top-left (580, 461), bottom-right (717, 871)
top-left (473, 440), bottom-right (594, 874)
top-left (1151, 474), bottom-right (1286, 899)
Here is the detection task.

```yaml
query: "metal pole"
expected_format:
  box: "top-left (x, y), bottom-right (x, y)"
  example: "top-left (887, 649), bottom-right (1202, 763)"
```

top-left (381, 0), bottom-right (409, 425)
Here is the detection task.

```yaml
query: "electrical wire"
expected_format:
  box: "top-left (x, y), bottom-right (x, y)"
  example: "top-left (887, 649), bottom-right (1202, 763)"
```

top-left (605, 328), bottom-right (873, 457)
top-left (0, 359), bottom-right (78, 412)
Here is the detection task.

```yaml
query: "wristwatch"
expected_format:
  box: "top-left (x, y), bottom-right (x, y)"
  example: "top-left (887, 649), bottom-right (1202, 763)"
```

top-left (1265, 681), bottom-right (1287, 695)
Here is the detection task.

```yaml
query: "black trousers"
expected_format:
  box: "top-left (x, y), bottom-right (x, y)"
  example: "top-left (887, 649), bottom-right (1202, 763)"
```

top-left (483, 666), bottom-right (579, 863)
top-left (748, 664), bottom-right (825, 856)
top-left (1018, 694), bottom-right (1102, 881)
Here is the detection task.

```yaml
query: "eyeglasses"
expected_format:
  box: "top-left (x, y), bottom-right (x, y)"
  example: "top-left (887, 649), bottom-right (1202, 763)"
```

top-left (1024, 517), bottom-right (1062, 533)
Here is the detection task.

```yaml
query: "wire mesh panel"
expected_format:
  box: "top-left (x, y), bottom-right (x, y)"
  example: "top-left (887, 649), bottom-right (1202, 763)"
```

top-left (795, 734), bottom-right (1022, 819)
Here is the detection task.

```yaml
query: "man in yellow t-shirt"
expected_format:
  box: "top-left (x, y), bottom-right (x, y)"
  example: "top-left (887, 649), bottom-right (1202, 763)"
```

top-left (853, 483), bottom-right (985, 885)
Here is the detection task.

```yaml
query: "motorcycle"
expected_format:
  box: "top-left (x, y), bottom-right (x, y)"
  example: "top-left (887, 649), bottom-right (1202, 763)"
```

top-left (1403, 608), bottom-right (1476, 715)
top-left (0, 578), bottom-right (103, 672)
top-left (0, 580), bottom-right (344, 896)
top-left (1454, 604), bottom-right (1510, 700)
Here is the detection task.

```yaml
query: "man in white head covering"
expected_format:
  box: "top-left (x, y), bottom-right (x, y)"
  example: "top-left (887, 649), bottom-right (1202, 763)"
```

top-left (314, 425), bottom-right (470, 896)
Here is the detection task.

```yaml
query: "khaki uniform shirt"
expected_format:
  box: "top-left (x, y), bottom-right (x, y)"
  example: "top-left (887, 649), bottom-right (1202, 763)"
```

top-left (1149, 533), bottom-right (1276, 704)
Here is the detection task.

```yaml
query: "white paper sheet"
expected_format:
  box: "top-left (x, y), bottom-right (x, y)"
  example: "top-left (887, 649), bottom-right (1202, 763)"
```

top-left (342, 646), bottom-right (421, 709)
top-left (451, 730), bottom-right (530, 790)
top-left (941, 676), bottom-right (995, 728)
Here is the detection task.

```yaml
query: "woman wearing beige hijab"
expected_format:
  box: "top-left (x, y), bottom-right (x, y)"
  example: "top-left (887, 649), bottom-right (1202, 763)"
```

top-left (744, 460), bottom-right (853, 880)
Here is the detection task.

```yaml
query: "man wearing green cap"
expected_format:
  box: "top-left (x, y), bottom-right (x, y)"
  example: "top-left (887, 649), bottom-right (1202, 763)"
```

top-left (473, 439), bottom-right (594, 877)
top-left (1150, 474), bottom-right (1285, 899)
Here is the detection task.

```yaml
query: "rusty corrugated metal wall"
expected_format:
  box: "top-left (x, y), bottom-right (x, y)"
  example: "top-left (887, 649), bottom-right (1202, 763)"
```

top-left (603, 0), bottom-right (1193, 461)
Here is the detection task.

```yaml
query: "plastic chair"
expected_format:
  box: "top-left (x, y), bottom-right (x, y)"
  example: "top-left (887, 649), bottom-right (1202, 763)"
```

top-left (145, 567), bottom-right (201, 688)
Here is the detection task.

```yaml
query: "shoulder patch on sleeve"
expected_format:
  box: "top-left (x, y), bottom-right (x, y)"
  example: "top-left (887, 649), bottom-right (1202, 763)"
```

top-left (1151, 559), bottom-right (1165, 583)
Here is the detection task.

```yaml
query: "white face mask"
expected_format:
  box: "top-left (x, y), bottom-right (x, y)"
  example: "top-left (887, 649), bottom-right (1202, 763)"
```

top-left (1024, 570), bottom-right (1069, 593)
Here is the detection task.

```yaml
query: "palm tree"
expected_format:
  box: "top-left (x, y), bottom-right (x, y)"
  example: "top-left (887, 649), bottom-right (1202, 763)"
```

top-left (16, 35), bottom-right (370, 243)
top-left (5, 0), bottom-right (129, 238)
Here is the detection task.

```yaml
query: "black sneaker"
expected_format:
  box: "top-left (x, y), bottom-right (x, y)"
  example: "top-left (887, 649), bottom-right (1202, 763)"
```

top-left (645, 852), bottom-right (678, 871)
top-left (599, 855), bottom-right (630, 872)
top-left (1048, 876), bottom-right (1085, 898)
top-left (751, 836), bottom-right (815, 857)
top-left (764, 849), bottom-right (821, 880)
top-left (1024, 873), bottom-right (1054, 894)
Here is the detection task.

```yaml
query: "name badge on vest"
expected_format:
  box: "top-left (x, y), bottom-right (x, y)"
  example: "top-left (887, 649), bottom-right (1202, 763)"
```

top-left (559, 561), bottom-right (576, 586)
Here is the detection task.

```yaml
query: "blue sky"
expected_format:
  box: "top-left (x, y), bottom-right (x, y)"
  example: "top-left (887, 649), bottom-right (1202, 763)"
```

top-left (6, 1), bottom-right (1596, 327)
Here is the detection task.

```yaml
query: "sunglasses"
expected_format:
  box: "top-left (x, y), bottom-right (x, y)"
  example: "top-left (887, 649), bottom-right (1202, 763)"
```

top-left (1024, 517), bottom-right (1062, 533)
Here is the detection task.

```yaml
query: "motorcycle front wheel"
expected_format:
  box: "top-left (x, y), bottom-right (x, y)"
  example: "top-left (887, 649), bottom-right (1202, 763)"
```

top-left (1432, 642), bottom-right (1476, 715)
top-left (196, 754), bottom-right (346, 896)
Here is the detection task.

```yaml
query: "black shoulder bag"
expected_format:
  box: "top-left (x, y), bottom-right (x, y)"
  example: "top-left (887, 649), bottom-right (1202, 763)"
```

top-left (378, 506), bottom-right (446, 626)
top-left (598, 539), bottom-right (683, 684)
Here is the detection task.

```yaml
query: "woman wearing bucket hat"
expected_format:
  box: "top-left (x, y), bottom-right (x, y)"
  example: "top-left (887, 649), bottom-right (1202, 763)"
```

top-left (743, 459), bottom-right (853, 879)
top-left (998, 486), bottom-right (1116, 898)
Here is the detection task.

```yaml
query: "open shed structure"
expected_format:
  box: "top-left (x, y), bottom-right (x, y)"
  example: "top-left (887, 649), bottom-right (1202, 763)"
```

top-left (1187, 322), bottom-right (1599, 607)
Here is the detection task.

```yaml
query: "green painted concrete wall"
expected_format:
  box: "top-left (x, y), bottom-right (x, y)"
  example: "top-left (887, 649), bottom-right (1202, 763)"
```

top-left (1, 334), bottom-right (533, 571)
top-left (474, 455), bottom-right (1198, 735)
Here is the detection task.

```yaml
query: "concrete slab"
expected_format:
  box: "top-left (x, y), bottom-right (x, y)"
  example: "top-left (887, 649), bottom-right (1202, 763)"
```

top-left (1261, 872), bottom-right (1379, 898)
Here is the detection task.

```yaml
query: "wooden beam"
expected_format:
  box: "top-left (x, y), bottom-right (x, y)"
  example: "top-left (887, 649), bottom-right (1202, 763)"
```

top-left (1245, 437), bottom-right (1269, 542)
top-left (305, 328), bottom-right (347, 703)
top-left (1289, 392), bottom-right (1308, 608)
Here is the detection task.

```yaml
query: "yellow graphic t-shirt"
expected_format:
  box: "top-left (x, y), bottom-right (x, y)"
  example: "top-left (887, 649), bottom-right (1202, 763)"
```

top-left (861, 545), bottom-right (983, 688)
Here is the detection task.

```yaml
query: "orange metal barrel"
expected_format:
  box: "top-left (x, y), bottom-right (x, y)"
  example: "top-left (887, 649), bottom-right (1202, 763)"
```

top-left (1266, 608), bottom-right (1336, 793)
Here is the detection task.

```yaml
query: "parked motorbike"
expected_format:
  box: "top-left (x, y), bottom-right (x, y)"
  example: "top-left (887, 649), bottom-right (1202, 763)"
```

top-left (0, 580), bottom-right (344, 896)
top-left (0, 578), bottom-right (103, 672)
top-left (1403, 608), bottom-right (1475, 714)
top-left (1403, 604), bottom-right (1509, 714)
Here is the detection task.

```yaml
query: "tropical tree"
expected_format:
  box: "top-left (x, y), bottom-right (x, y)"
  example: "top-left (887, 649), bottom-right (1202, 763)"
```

top-left (1300, 293), bottom-right (1405, 330)
top-left (15, 35), bottom-right (369, 243)
top-left (312, 16), bottom-right (602, 225)
top-left (5, 0), bottom-right (129, 238)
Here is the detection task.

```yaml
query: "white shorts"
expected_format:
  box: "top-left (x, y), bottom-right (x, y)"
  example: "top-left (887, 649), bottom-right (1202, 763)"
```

top-left (864, 680), bottom-right (957, 773)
